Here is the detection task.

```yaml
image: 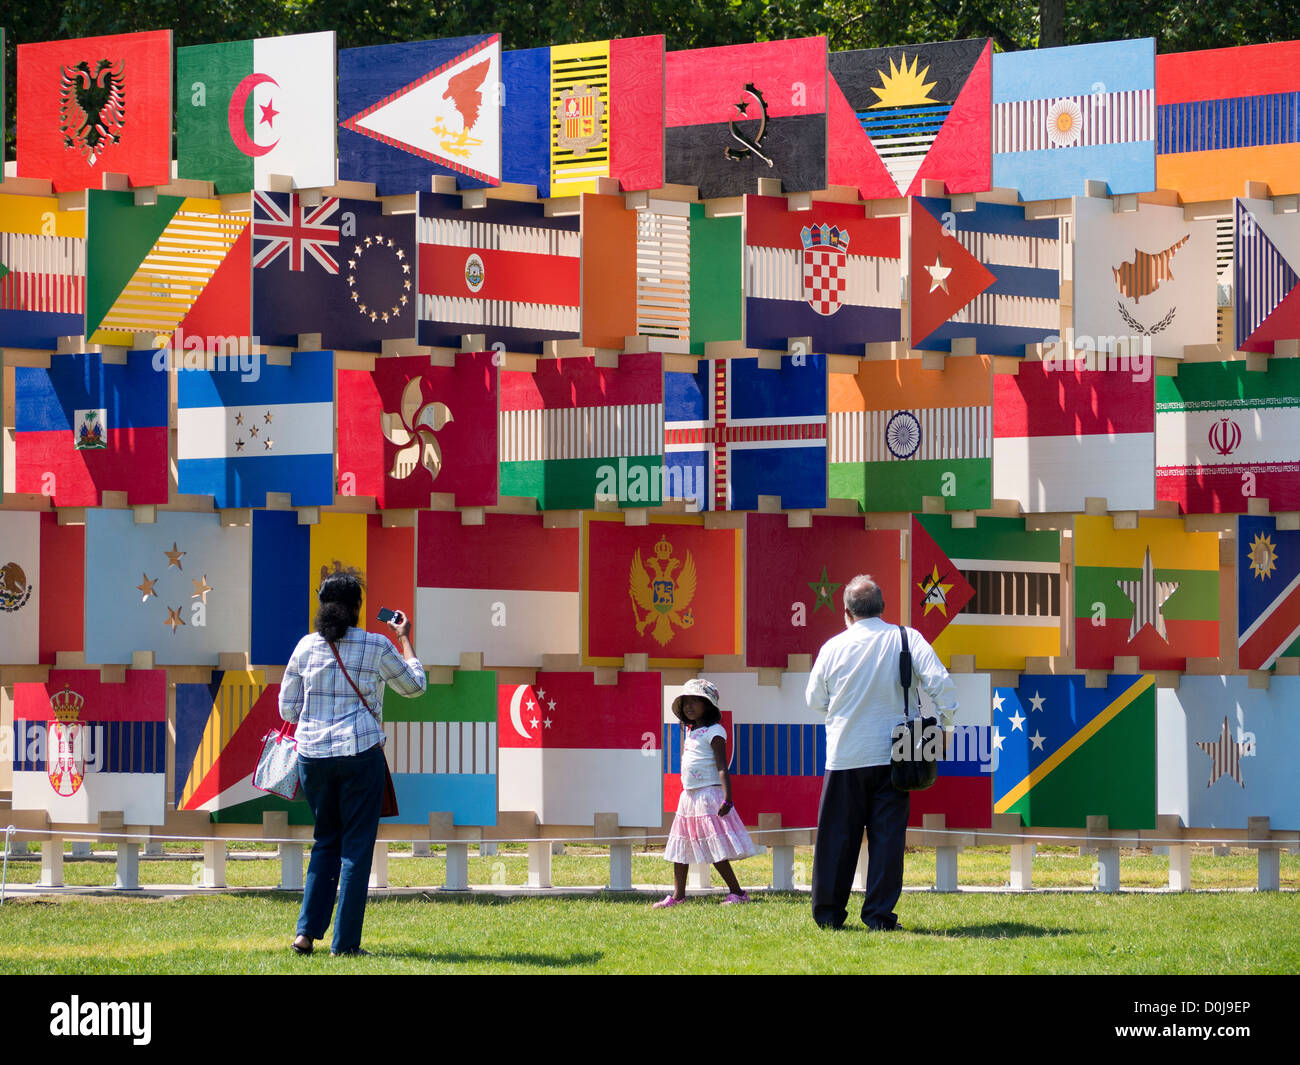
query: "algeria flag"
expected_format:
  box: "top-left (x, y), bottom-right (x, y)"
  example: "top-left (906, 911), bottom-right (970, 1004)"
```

top-left (177, 31), bottom-right (336, 193)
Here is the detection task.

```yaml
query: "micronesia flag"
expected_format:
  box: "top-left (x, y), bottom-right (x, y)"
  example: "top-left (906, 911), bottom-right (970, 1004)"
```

top-left (992, 39), bottom-right (1155, 201)
top-left (177, 350), bottom-right (335, 508)
top-left (665, 354), bottom-right (827, 512)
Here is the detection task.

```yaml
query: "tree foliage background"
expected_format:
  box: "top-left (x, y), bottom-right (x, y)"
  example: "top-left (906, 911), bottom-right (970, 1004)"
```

top-left (2, 0), bottom-right (1295, 162)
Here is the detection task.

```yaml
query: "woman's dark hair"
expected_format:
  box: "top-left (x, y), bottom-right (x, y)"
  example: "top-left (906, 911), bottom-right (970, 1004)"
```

top-left (672, 696), bottom-right (722, 728)
top-left (315, 568), bottom-right (365, 643)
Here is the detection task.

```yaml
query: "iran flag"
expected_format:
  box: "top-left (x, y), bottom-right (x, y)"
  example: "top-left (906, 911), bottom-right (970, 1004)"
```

top-left (498, 671), bottom-right (662, 827)
top-left (177, 32), bottom-right (336, 193)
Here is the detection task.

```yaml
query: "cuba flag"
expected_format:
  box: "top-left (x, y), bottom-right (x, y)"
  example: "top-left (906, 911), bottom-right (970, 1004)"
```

top-left (177, 350), bottom-right (335, 508)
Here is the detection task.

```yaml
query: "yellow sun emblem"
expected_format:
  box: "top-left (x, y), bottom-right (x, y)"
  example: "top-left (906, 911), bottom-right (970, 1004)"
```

top-left (868, 54), bottom-right (938, 109)
top-left (1248, 533), bottom-right (1278, 580)
top-left (916, 565), bottom-right (953, 616)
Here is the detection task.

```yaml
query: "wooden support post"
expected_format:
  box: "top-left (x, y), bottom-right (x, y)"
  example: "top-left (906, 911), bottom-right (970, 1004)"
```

top-left (70, 841), bottom-right (92, 858)
top-left (1251, 816), bottom-right (1279, 892)
top-left (1088, 815), bottom-right (1119, 892)
top-left (114, 844), bottom-right (140, 890)
top-left (41, 839), bottom-right (64, 887)
top-left (202, 840), bottom-right (227, 888)
top-left (527, 840), bottom-right (552, 888)
top-left (412, 840), bottom-right (431, 857)
top-left (143, 839), bottom-right (163, 856)
top-left (445, 842), bottom-right (469, 891)
top-left (1010, 843), bottom-right (1034, 890)
top-left (595, 813), bottom-right (631, 890)
top-left (478, 842), bottom-right (498, 857)
top-left (1156, 815), bottom-right (1190, 891)
top-left (759, 813), bottom-right (795, 890)
top-left (924, 814), bottom-right (959, 892)
top-left (687, 862), bottom-right (711, 891)
top-left (369, 842), bottom-right (389, 889)
top-left (279, 843), bottom-right (304, 890)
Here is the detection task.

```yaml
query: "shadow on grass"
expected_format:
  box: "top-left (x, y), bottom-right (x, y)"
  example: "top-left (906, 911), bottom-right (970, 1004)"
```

top-left (368, 948), bottom-right (604, 967)
top-left (909, 923), bottom-right (1077, 939)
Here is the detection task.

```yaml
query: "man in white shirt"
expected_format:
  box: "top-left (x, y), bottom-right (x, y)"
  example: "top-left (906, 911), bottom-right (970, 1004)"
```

top-left (805, 574), bottom-right (957, 930)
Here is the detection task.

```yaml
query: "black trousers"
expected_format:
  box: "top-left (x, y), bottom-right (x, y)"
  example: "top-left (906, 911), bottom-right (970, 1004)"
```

top-left (811, 765), bottom-right (909, 929)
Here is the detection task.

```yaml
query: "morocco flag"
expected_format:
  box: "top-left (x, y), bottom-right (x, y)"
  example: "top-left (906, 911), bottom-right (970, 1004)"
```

top-left (177, 32), bottom-right (337, 193)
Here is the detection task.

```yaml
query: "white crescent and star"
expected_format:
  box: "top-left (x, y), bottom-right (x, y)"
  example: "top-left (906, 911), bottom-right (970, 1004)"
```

top-left (228, 72), bottom-right (280, 157)
top-left (508, 684), bottom-right (532, 740)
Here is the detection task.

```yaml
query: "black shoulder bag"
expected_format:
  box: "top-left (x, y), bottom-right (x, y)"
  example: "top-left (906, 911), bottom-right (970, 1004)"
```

top-left (889, 625), bottom-right (939, 792)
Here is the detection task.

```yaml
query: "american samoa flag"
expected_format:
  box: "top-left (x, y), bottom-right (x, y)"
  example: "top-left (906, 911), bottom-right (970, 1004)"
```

top-left (664, 354), bottom-right (827, 511)
top-left (252, 192), bottom-right (340, 273)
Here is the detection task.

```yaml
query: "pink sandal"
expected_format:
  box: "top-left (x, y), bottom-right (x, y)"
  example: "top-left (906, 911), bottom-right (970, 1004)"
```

top-left (652, 894), bottom-right (685, 908)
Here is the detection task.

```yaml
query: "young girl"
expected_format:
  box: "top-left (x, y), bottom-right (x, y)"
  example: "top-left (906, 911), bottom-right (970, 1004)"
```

top-left (654, 678), bottom-right (757, 907)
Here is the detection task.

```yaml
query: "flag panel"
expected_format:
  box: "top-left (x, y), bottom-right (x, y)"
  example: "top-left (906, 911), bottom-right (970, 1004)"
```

top-left (1233, 197), bottom-right (1300, 355)
top-left (581, 192), bottom-right (637, 350)
top-left (0, 512), bottom-right (41, 664)
top-left (1237, 515), bottom-right (1300, 671)
top-left (39, 512), bottom-right (85, 664)
top-left (0, 192), bottom-right (85, 349)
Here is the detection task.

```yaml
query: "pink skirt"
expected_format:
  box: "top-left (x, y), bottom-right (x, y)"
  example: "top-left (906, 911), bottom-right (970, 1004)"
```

top-left (663, 785), bottom-right (758, 865)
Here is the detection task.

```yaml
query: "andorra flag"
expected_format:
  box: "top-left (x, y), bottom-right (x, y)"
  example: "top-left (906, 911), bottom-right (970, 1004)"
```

top-left (177, 31), bottom-right (336, 193)
top-left (582, 512), bottom-right (741, 668)
top-left (17, 30), bottom-right (172, 191)
top-left (1073, 516), bottom-right (1219, 671)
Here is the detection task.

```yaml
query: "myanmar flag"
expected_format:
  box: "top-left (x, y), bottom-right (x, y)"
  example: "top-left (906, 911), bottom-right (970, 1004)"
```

top-left (1073, 516), bottom-right (1219, 671)
top-left (177, 32), bottom-right (336, 194)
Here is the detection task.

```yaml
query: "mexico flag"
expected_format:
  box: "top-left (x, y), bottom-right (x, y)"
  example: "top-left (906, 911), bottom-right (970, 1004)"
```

top-left (177, 32), bottom-right (337, 193)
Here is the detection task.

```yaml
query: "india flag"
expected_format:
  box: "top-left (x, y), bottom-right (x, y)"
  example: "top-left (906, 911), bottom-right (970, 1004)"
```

top-left (177, 32), bottom-right (336, 193)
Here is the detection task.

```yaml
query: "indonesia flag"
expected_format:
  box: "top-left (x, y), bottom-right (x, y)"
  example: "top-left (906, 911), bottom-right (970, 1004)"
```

top-left (499, 671), bottom-right (662, 827)
top-left (416, 511), bottom-right (579, 667)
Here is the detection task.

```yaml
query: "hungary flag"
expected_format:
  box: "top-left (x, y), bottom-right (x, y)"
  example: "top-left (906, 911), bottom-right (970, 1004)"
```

top-left (177, 32), bottom-right (336, 193)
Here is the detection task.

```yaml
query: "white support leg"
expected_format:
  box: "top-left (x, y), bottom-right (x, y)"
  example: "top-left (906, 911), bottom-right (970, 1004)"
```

top-left (1010, 843), bottom-right (1033, 890)
top-left (1258, 847), bottom-right (1281, 892)
top-left (143, 839), bottom-right (163, 856)
top-left (444, 842), bottom-right (469, 891)
top-left (40, 839), bottom-right (64, 887)
top-left (608, 843), bottom-right (633, 891)
top-left (202, 841), bottom-right (226, 888)
top-left (852, 838), bottom-right (869, 892)
top-left (478, 842), bottom-right (498, 857)
top-left (935, 845), bottom-right (960, 893)
top-left (1167, 844), bottom-right (1192, 891)
top-left (70, 841), bottom-right (91, 859)
top-left (412, 840), bottom-right (432, 857)
top-left (278, 843), bottom-right (304, 891)
top-left (368, 842), bottom-right (388, 889)
top-left (687, 862), bottom-right (711, 891)
top-left (9, 840), bottom-right (29, 856)
top-left (771, 845), bottom-right (795, 890)
top-left (527, 841), bottom-right (552, 888)
top-left (114, 844), bottom-right (140, 890)
top-left (1094, 844), bottom-right (1120, 893)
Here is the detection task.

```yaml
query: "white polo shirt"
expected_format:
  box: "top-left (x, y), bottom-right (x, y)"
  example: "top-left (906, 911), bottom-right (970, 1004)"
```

top-left (805, 617), bottom-right (958, 771)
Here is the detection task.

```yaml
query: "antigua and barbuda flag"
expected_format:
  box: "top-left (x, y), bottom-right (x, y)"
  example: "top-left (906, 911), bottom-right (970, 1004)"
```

top-left (665, 37), bottom-right (827, 200)
top-left (0, 191), bottom-right (85, 350)
top-left (252, 192), bottom-right (415, 354)
top-left (1158, 676), bottom-right (1300, 830)
top-left (500, 670), bottom-right (661, 828)
top-left (910, 195), bottom-right (1060, 357)
top-left (17, 30), bottom-right (172, 192)
top-left (744, 195), bottom-right (902, 355)
top-left (992, 39), bottom-right (1155, 201)
top-left (176, 350), bottom-right (335, 509)
top-left (1157, 41), bottom-right (1300, 203)
top-left (828, 38), bottom-right (992, 199)
top-left (993, 673), bottom-right (1155, 829)
top-left (417, 192), bottom-right (579, 354)
top-left (12, 669), bottom-right (167, 826)
top-left (1234, 197), bottom-right (1300, 354)
top-left (177, 31), bottom-right (336, 193)
top-left (1155, 359), bottom-right (1300, 515)
top-left (14, 350), bottom-right (168, 507)
top-left (1073, 515), bottom-right (1219, 672)
top-left (249, 511), bottom-right (414, 667)
top-left (83, 509), bottom-right (250, 667)
top-left (744, 513), bottom-right (900, 668)
top-left (1237, 515), bottom-right (1300, 672)
top-left (339, 34), bottom-right (501, 193)
top-left (664, 354), bottom-right (827, 512)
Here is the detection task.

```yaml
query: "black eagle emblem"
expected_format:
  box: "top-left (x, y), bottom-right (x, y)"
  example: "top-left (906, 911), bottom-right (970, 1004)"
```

top-left (59, 59), bottom-right (127, 165)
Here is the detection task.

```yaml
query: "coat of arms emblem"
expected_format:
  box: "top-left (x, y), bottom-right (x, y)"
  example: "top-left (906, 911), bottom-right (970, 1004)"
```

top-left (74, 408), bottom-right (108, 450)
top-left (801, 223), bottom-right (850, 317)
top-left (0, 561), bottom-right (33, 613)
top-left (60, 59), bottom-right (127, 166)
top-left (629, 536), bottom-right (696, 646)
top-left (47, 685), bottom-right (87, 798)
top-left (555, 84), bottom-right (604, 156)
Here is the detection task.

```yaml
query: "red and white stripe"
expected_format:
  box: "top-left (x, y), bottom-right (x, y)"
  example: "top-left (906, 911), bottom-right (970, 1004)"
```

top-left (0, 233), bottom-right (85, 313)
top-left (498, 403), bottom-right (664, 462)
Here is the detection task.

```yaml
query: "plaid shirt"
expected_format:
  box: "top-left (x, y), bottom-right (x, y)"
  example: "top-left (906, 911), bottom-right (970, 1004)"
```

top-left (279, 629), bottom-right (427, 758)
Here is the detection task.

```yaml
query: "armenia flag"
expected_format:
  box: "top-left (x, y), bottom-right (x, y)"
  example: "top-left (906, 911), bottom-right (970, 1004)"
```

top-left (1237, 515), bottom-right (1300, 672)
top-left (1157, 41), bottom-right (1300, 203)
top-left (0, 191), bottom-right (84, 349)
top-left (14, 350), bottom-right (168, 507)
top-left (1073, 515), bottom-right (1219, 671)
top-left (665, 354), bottom-right (827, 512)
top-left (177, 31), bottom-right (336, 193)
top-left (1234, 197), bottom-right (1300, 354)
top-left (499, 352), bottom-right (663, 510)
top-left (12, 669), bottom-right (167, 826)
top-left (828, 355), bottom-right (991, 513)
top-left (993, 673), bottom-right (1155, 829)
top-left (177, 350), bottom-right (334, 509)
top-left (992, 39), bottom-right (1155, 201)
top-left (1155, 359), bottom-right (1300, 515)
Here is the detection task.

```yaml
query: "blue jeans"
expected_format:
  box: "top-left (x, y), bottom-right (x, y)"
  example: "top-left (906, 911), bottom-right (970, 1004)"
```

top-left (296, 743), bottom-right (387, 953)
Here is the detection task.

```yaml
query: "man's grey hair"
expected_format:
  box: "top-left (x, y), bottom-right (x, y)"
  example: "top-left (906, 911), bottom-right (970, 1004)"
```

top-left (843, 574), bottom-right (885, 619)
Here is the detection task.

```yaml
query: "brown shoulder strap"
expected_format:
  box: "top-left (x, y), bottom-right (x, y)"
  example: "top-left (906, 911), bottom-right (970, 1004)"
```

top-left (327, 638), bottom-right (378, 721)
